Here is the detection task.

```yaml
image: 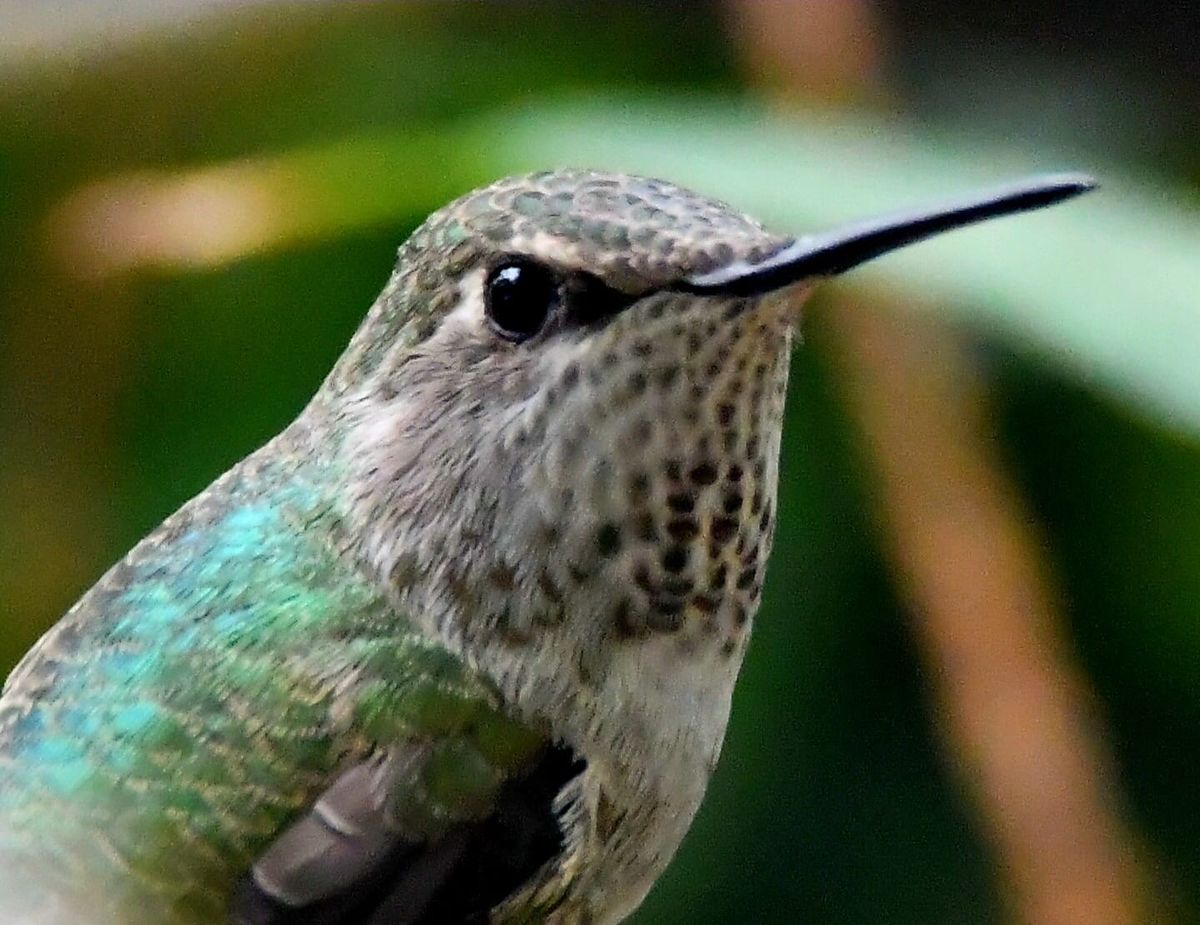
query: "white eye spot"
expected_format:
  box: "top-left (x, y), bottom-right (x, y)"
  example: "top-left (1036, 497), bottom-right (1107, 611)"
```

top-left (442, 267), bottom-right (488, 332)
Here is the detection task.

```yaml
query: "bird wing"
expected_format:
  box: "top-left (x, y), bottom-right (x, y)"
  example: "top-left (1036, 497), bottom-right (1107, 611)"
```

top-left (227, 640), bottom-right (585, 925)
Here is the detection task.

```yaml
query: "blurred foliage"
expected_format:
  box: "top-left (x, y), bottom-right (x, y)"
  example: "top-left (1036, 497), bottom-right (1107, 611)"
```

top-left (1, 2), bottom-right (1198, 923)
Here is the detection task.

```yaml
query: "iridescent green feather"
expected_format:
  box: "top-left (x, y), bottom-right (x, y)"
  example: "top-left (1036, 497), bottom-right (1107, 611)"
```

top-left (0, 452), bottom-right (542, 924)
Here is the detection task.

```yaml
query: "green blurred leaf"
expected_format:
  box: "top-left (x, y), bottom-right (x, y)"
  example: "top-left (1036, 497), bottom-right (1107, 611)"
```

top-left (150, 97), bottom-right (1197, 437)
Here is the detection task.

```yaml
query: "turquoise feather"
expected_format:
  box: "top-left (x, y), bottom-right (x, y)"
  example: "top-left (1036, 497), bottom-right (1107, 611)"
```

top-left (0, 451), bottom-right (541, 923)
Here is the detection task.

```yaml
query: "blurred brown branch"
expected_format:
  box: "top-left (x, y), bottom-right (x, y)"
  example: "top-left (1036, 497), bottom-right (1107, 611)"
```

top-left (724, 0), bottom-right (1158, 921)
top-left (824, 300), bottom-right (1152, 925)
top-left (721, 0), bottom-right (885, 106)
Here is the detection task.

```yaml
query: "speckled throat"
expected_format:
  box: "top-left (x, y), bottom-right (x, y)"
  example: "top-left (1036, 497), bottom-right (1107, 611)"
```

top-left (335, 290), bottom-right (799, 923)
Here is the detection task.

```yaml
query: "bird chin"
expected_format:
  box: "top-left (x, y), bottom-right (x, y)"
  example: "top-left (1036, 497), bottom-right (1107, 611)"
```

top-left (749, 281), bottom-right (812, 330)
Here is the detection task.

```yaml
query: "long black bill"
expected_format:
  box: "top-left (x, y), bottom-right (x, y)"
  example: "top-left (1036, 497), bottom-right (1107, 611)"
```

top-left (680, 172), bottom-right (1096, 296)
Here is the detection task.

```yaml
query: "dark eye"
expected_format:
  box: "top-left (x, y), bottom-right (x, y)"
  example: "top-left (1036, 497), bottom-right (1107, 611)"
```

top-left (485, 258), bottom-right (560, 342)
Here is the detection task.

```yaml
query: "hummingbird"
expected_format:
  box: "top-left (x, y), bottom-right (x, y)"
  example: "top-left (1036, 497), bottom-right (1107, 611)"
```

top-left (0, 168), bottom-right (1092, 924)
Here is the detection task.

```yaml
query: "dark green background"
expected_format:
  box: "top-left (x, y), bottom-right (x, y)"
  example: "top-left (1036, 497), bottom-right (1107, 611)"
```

top-left (2, 3), bottom-right (1198, 922)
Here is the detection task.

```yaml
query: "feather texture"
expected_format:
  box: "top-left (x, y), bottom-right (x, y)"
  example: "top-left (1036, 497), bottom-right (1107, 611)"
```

top-left (0, 445), bottom-right (550, 923)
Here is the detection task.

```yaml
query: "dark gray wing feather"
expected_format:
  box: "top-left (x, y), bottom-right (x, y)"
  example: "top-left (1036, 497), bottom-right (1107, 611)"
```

top-left (229, 745), bottom-right (583, 925)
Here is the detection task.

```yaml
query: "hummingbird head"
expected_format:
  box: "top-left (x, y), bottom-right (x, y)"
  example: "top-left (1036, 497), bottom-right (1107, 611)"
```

top-left (320, 168), bottom-right (1093, 689)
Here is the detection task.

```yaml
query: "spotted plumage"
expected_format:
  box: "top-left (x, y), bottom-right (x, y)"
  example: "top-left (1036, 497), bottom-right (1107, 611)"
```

top-left (0, 168), bottom-right (1093, 924)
